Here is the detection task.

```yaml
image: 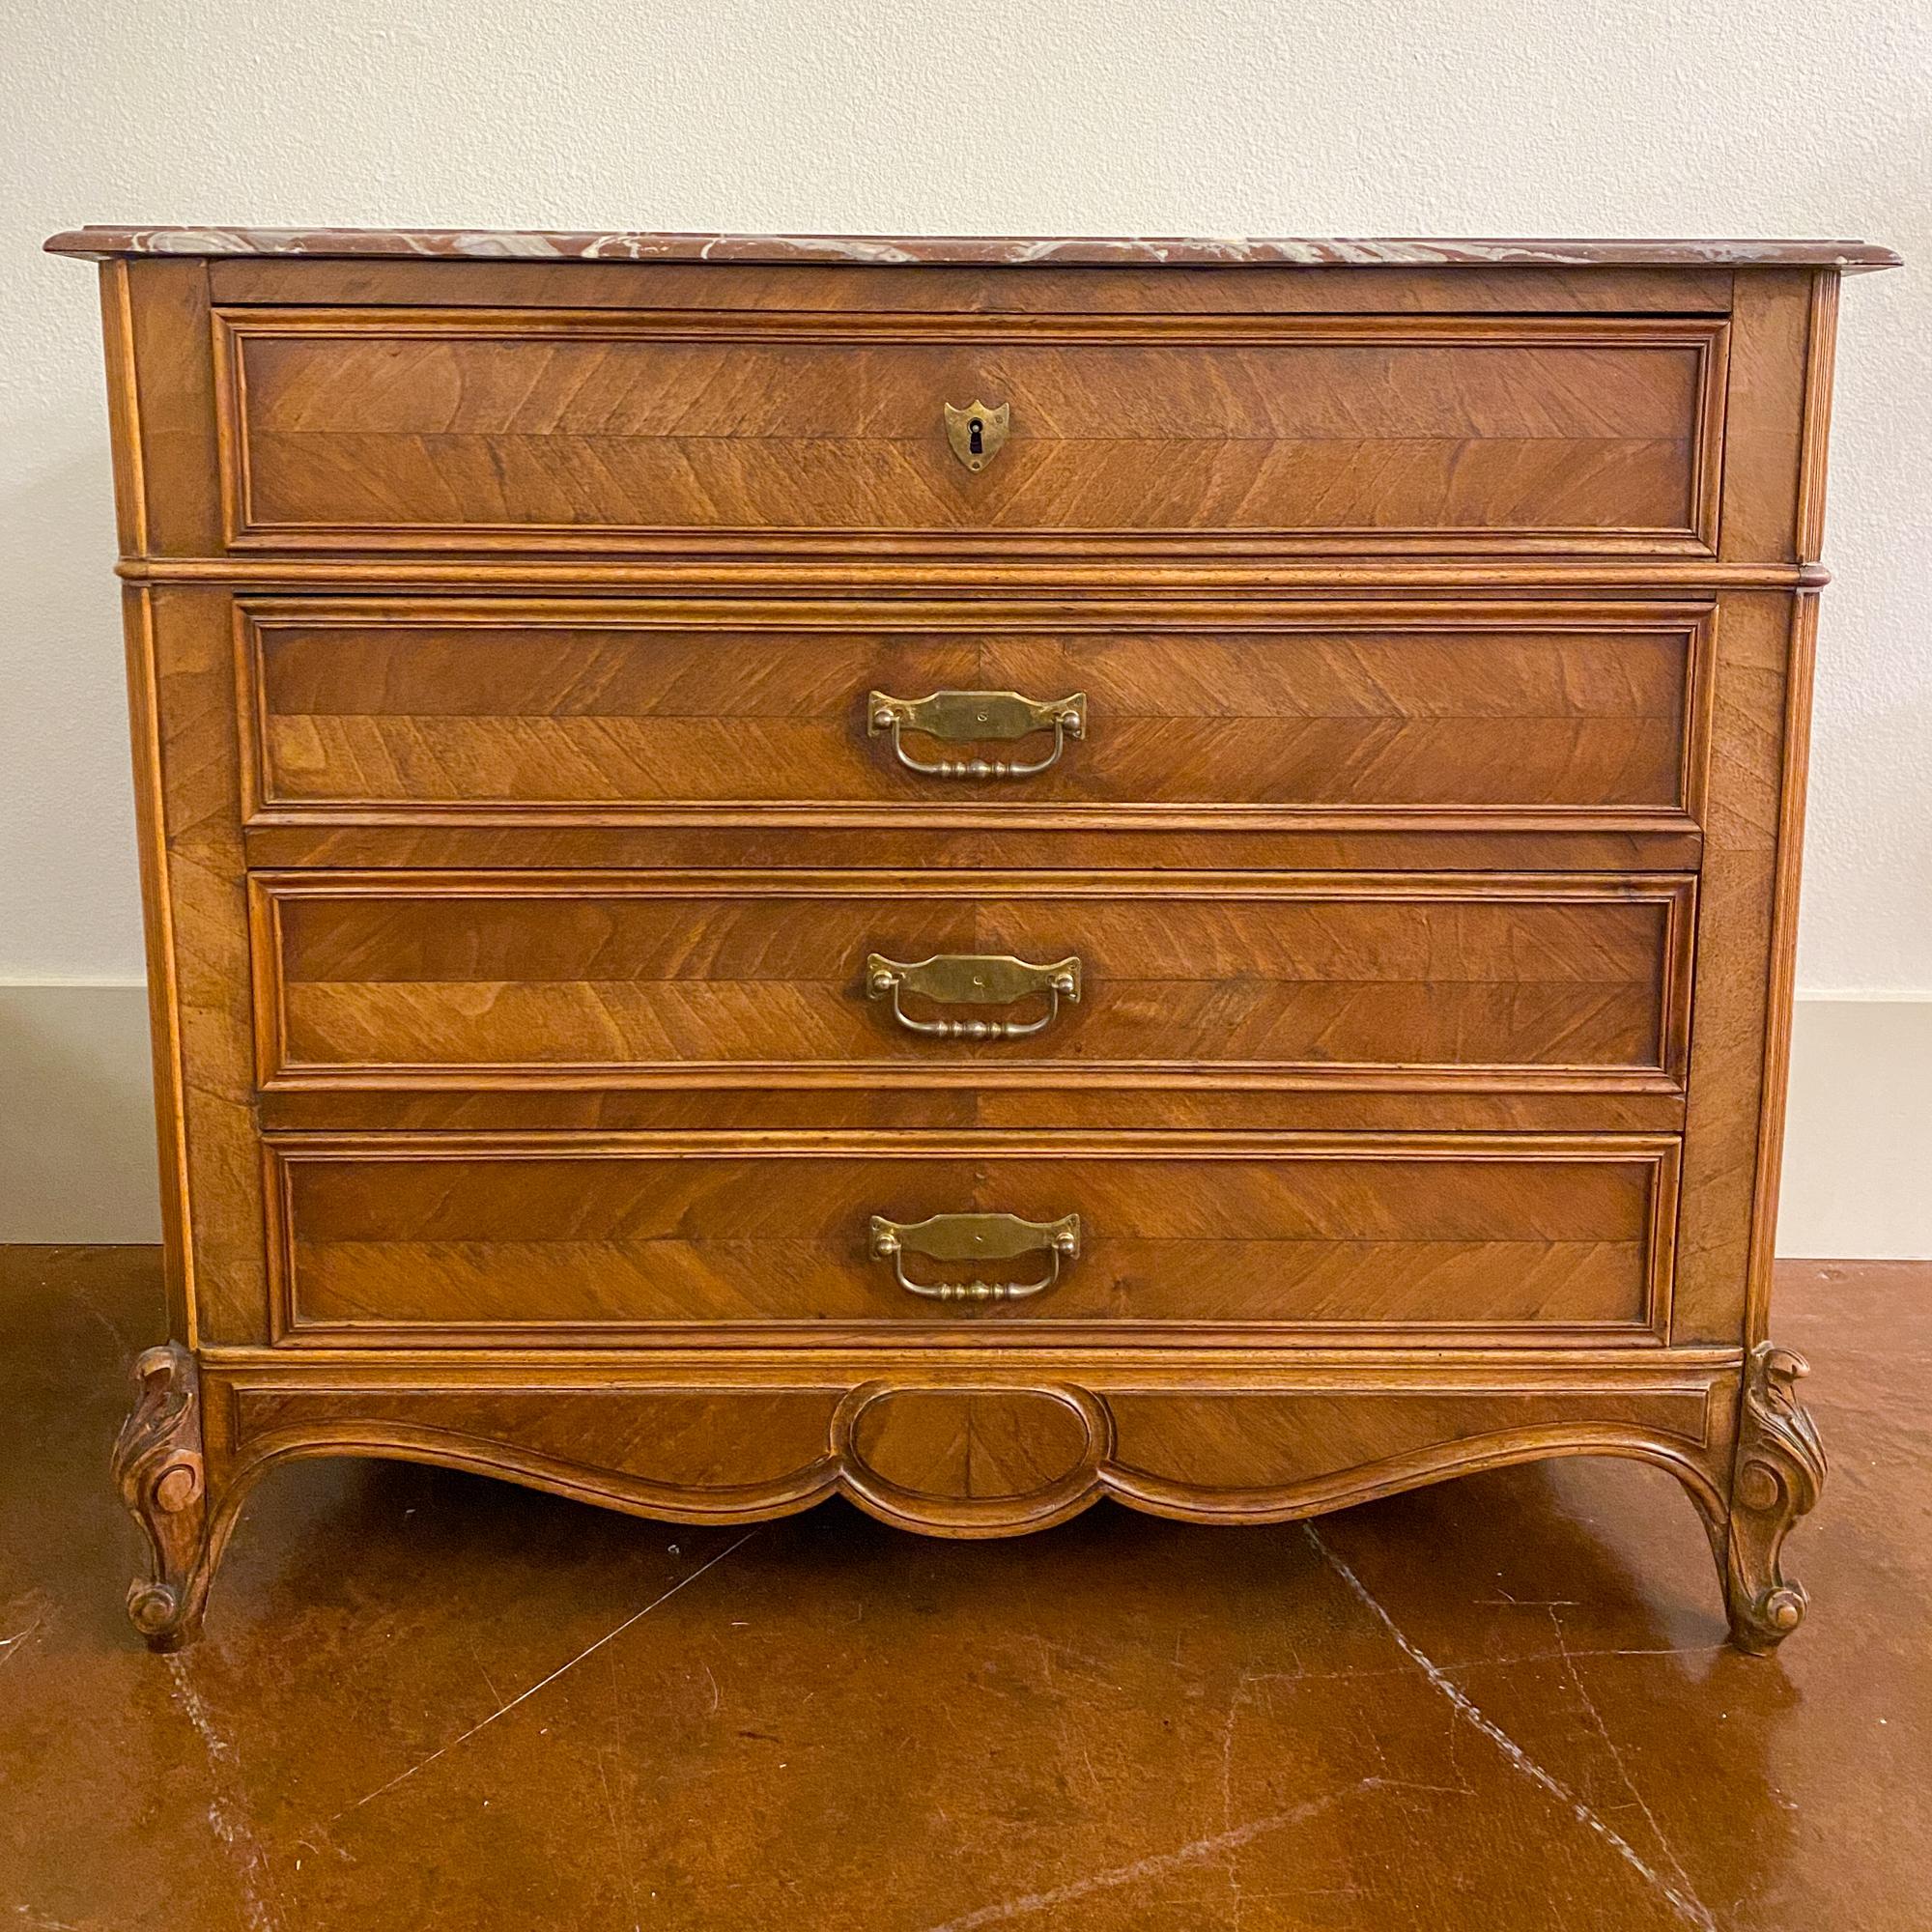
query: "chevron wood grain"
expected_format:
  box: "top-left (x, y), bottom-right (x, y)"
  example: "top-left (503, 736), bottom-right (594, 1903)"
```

top-left (59, 230), bottom-right (1888, 1651)
top-left (248, 869), bottom-right (1692, 1094)
top-left (213, 311), bottom-right (1725, 554)
top-left (239, 598), bottom-right (1709, 827)
top-left (262, 1132), bottom-right (1676, 1344)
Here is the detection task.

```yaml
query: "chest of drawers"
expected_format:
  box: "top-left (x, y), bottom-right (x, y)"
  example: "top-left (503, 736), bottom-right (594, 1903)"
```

top-left (50, 226), bottom-right (1895, 1651)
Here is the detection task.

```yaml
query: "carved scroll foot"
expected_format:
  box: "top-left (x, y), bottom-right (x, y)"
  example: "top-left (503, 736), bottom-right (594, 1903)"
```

top-left (1723, 1342), bottom-right (1827, 1655)
top-left (111, 1342), bottom-right (213, 1650)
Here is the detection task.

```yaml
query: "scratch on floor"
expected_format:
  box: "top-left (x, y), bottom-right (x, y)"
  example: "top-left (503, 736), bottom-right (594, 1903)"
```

top-left (67, 1269), bottom-right (140, 1359)
top-left (1302, 1524), bottom-right (1719, 1932)
top-left (1022, 1632), bottom-right (1122, 1687)
top-left (333, 1526), bottom-right (758, 1821)
top-left (1477, 1643), bottom-right (1729, 1668)
top-left (468, 1638), bottom-right (505, 1710)
top-left (594, 1733), bottom-right (644, 1931)
top-left (1547, 1605), bottom-right (1713, 1924)
top-left (1218, 1671), bottom-right (1244, 1830)
top-left (0, 1615), bottom-right (45, 1667)
top-left (164, 1653), bottom-right (286, 1932)
top-left (923, 1784), bottom-right (1378, 1932)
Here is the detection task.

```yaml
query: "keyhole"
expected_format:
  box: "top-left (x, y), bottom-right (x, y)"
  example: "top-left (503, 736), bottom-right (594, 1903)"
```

top-left (968, 417), bottom-right (984, 454)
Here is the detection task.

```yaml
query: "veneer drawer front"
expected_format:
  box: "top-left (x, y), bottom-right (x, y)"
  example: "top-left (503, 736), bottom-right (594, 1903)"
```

top-left (241, 599), bottom-right (1710, 833)
top-left (266, 1134), bottom-right (1678, 1344)
top-left (214, 310), bottom-right (1724, 554)
top-left (250, 871), bottom-right (1693, 1094)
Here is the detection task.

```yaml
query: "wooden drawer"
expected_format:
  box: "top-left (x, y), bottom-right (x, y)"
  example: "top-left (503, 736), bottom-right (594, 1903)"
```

top-left (249, 870), bottom-right (1694, 1096)
top-left (213, 309), bottom-right (1726, 555)
top-left (264, 1133), bottom-right (1679, 1345)
top-left (239, 598), bottom-right (1712, 835)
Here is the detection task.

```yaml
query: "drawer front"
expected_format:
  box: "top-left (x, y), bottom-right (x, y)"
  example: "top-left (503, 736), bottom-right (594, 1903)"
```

top-left (215, 310), bottom-right (1725, 554)
top-left (241, 599), bottom-right (1710, 833)
top-left (250, 871), bottom-right (1693, 1094)
top-left (266, 1135), bottom-right (1678, 1344)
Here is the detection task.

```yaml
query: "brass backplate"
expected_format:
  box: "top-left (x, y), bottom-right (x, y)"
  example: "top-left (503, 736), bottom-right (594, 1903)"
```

top-left (870, 1211), bottom-right (1082, 1265)
top-left (868, 689), bottom-right (1086, 744)
top-left (944, 399), bottom-right (1010, 471)
top-left (867, 952), bottom-right (1081, 1008)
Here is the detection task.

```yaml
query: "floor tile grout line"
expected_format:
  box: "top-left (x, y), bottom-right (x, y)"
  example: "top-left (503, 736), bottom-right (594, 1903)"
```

top-left (330, 1526), bottom-right (761, 1822)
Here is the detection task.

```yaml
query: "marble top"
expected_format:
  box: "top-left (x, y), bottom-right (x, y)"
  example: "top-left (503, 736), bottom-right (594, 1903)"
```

top-left (43, 227), bottom-right (1902, 270)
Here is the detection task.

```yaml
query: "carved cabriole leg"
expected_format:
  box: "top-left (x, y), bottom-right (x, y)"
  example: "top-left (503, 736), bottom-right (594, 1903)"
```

top-left (1723, 1342), bottom-right (1828, 1654)
top-left (111, 1342), bottom-right (213, 1650)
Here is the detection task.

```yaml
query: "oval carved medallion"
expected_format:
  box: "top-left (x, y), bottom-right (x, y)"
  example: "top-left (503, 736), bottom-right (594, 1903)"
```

top-left (837, 1385), bottom-right (1106, 1527)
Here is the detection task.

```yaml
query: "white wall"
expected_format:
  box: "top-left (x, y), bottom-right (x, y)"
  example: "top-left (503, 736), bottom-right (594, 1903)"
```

top-left (2, 0), bottom-right (1927, 1246)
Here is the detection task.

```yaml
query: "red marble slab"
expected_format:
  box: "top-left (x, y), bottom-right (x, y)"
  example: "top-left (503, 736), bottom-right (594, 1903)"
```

top-left (43, 226), bottom-right (1903, 269)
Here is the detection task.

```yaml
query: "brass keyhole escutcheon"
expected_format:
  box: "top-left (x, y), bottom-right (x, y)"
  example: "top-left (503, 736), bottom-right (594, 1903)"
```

top-left (945, 399), bottom-right (1009, 471)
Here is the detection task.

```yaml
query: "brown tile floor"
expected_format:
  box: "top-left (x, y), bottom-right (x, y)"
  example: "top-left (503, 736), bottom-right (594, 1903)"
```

top-left (1, 1248), bottom-right (1927, 1931)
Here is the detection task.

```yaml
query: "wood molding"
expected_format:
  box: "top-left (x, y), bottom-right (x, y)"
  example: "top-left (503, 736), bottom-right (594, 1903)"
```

top-left (198, 1360), bottom-right (1732, 1544)
top-left (119, 556), bottom-right (1828, 590)
top-left (232, 593), bottom-right (1716, 838)
top-left (121, 590), bottom-right (194, 1340)
top-left (203, 257), bottom-right (1746, 318)
top-left (245, 867), bottom-right (1697, 1098)
top-left (1796, 272), bottom-right (1843, 562)
top-left (1744, 593), bottom-right (1821, 1340)
top-left (257, 1127), bottom-right (1682, 1351)
top-left (99, 263), bottom-right (149, 554)
top-left (208, 307), bottom-right (1727, 558)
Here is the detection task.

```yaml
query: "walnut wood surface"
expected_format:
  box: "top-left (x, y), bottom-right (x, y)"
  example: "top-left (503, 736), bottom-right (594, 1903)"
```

top-left (60, 238), bottom-right (1884, 1647)
top-left (214, 311), bottom-right (1723, 554)
top-left (241, 597), bottom-right (1707, 827)
top-left (207, 257), bottom-right (1746, 317)
top-left (264, 1133), bottom-right (1675, 1344)
top-left (192, 1356), bottom-right (1734, 1552)
top-left (251, 869), bottom-right (1690, 1095)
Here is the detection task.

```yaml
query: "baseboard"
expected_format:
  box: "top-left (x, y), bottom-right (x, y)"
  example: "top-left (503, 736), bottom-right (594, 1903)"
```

top-left (1, 982), bottom-right (1927, 1256)
top-left (1778, 994), bottom-right (1932, 1260)
top-left (0, 981), bottom-right (161, 1243)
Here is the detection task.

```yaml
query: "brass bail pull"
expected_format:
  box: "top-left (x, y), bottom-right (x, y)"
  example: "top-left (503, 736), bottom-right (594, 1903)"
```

top-left (867, 688), bottom-right (1087, 781)
top-left (867, 952), bottom-right (1082, 1040)
top-left (868, 1212), bottom-right (1082, 1303)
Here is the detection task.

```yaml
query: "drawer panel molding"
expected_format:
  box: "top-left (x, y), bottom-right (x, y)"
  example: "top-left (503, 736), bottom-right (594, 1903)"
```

top-left (248, 869), bottom-right (1696, 1096)
top-left (236, 597), bottom-right (1717, 836)
top-left (213, 309), bottom-right (1727, 556)
top-left (262, 1131), bottom-right (1682, 1348)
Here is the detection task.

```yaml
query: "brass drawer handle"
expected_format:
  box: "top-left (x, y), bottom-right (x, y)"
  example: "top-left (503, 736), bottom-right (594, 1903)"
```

top-left (869, 1211), bottom-right (1081, 1303)
top-left (868, 689), bottom-right (1087, 780)
top-left (867, 951), bottom-right (1080, 1039)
